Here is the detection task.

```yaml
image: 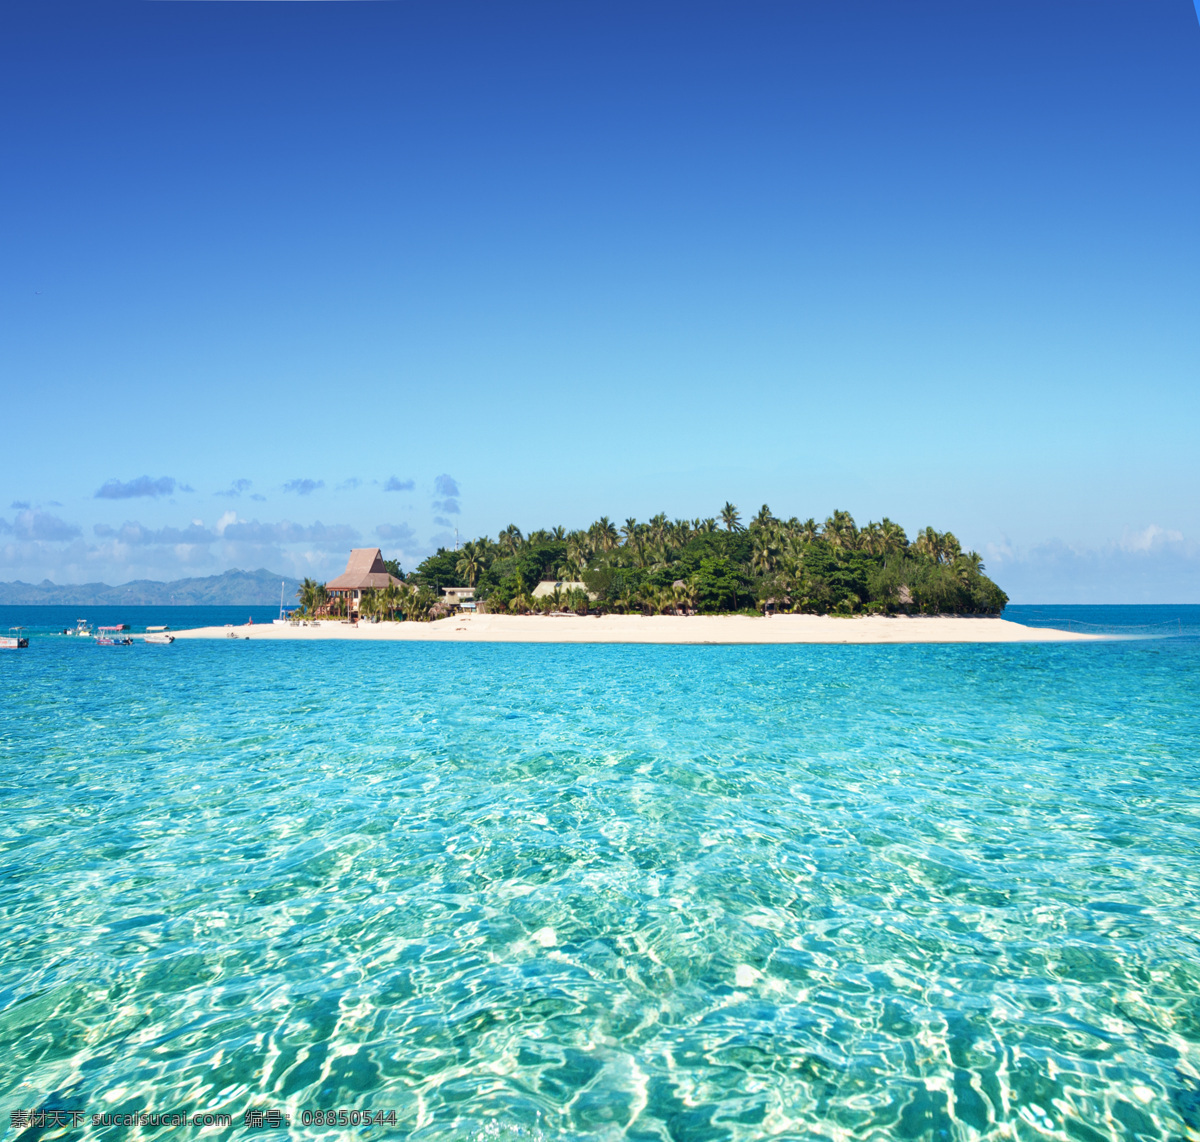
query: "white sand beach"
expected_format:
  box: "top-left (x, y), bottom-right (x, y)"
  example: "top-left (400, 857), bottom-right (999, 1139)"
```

top-left (172, 613), bottom-right (1098, 644)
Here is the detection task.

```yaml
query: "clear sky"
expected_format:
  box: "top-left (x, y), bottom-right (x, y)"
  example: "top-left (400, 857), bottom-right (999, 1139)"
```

top-left (3, 1), bottom-right (1198, 601)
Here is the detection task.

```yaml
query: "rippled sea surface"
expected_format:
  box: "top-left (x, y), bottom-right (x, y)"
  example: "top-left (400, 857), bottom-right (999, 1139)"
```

top-left (3, 633), bottom-right (1200, 1141)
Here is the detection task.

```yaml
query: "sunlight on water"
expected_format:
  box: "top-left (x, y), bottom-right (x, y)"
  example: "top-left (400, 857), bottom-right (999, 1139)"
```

top-left (2, 638), bottom-right (1199, 1140)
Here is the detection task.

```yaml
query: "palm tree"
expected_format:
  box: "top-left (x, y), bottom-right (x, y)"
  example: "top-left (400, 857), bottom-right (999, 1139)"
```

top-left (567, 537), bottom-right (591, 571)
top-left (880, 518), bottom-right (908, 553)
top-left (499, 524), bottom-right (523, 555)
top-left (381, 581), bottom-right (402, 621)
top-left (752, 504), bottom-right (775, 530)
top-left (720, 502), bottom-right (742, 532)
top-left (297, 577), bottom-right (319, 615)
top-left (602, 517), bottom-right (618, 550)
top-left (671, 578), bottom-right (697, 614)
top-left (751, 535), bottom-right (779, 575)
top-left (621, 518), bottom-right (638, 546)
top-left (456, 540), bottom-right (484, 587)
top-left (913, 526), bottom-right (942, 561)
top-left (823, 510), bottom-right (858, 549)
top-left (860, 522), bottom-right (884, 556)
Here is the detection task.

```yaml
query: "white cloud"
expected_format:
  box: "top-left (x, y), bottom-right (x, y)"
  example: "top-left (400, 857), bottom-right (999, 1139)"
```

top-left (985, 525), bottom-right (1199, 603)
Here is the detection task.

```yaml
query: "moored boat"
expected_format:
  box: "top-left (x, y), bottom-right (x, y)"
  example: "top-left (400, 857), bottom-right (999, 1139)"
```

top-left (1, 627), bottom-right (29, 649)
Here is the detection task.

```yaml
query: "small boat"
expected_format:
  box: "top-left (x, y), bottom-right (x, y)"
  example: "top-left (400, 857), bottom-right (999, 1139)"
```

top-left (62, 619), bottom-right (94, 637)
top-left (144, 633), bottom-right (175, 645)
top-left (1, 627), bottom-right (29, 650)
top-left (96, 626), bottom-right (132, 646)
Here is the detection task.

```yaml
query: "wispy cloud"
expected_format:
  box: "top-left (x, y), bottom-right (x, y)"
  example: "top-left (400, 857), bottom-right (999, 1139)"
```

top-left (222, 519), bottom-right (358, 545)
top-left (93, 521), bottom-right (216, 545)
top-left (9, 500), bottom-right (30, 510)
top-left (283, 478), bottom-right (324, 496)
top-left (95, 476), bottom-right (183, 499)
top-left (1, 510), bottom-right (82, 542)
top-left (376, 523), bottom-right (417, 544)
top-left (337, 477), bottom-right (362, 492)
top-left (384, 476), bottom-right (415, 492)
top-left (215, 478), bottom-right (253, 498)
top-left (431, 474), bottom-right (460, 515)
top-left (985, 525), bottom-right (1200, 603)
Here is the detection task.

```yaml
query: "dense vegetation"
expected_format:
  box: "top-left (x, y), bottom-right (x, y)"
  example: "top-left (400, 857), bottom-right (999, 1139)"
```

top-left (400, 504), bottom-right (1006, 617)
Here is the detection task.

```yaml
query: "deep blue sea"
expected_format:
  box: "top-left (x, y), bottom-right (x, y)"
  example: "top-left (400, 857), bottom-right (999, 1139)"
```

top-left (2, 607), bottom-right (1199, 1140)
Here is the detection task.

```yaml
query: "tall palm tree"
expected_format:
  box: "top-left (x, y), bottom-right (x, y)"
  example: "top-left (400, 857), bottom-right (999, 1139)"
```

top-left (569, 536), bottom-right (592, 567)
top-left (913, 526), bottom-right (941, 561)
top-left (499, 524), bottom-right (523, 555)
top-left (720, 502), bottom-right (742, 532)
top-left (381, 581), bottom-right (402, 621)
top-left (621, 518), bottom-right (638, 545)
top-left (456, 540), bottom-right (484, 587)
top-left (587, 516), bottom-right (617, 551)
top-left (880, 518), bottom-right (908, 553)
top-left (297, 577), bottom-right (319, 615)
top-left (751, 535), bottom-right (779, 574)
top-left (823, 509), bottom-right (858, 549)
top-left (752, 504), bottom-right (775, 530)
top-left (860, 522), bottom-right (884, 555)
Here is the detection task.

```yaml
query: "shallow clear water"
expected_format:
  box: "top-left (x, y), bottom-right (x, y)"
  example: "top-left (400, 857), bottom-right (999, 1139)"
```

top-left (2, 633), bottom-right (1199, 1140)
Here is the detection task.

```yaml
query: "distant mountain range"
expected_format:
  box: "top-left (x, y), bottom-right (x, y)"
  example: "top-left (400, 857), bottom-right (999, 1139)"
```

top-left (0, 569), bottom-right (303, 606)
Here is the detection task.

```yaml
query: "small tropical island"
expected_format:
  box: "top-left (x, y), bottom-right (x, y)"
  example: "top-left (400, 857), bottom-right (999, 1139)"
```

top-left (294, 504), bottom-right (1008, 622)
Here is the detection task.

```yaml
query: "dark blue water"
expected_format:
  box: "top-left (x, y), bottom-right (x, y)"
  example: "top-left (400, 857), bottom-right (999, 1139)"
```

top-left (0, 604), bottom-right (284, 635)
top-left (1005, 604), bottom-right (1200, 638)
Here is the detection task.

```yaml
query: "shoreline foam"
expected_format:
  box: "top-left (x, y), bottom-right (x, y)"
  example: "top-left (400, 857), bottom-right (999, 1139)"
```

top-left (171, 613), bottom-right (1100, 644)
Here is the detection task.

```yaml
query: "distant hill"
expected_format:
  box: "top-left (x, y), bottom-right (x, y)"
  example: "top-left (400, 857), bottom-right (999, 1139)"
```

top-left (0, 569), bottom-right (303, 606)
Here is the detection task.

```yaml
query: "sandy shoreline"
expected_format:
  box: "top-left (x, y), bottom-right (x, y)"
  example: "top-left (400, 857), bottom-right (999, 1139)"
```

top-left (171, 613), bottom-right (1098, 644)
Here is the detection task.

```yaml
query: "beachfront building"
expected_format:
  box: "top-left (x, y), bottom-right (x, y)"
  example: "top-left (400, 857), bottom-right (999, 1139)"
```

top-left (323, 548), bottom-right (402, 620)
top-left (532, 580), bottom-right (595, 600)
top-left (442, 586), bottom-right (476, 612)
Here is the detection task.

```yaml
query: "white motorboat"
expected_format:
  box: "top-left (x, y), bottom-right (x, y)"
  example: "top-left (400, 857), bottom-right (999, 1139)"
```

top-left (62, 619), bottom-right (93, 637)
top-left (144, 632), bottom-right (175, 645)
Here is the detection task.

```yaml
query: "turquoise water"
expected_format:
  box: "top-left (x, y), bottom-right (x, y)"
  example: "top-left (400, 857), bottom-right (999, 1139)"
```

top-left (2, 633), bottom-right (1199, 1140)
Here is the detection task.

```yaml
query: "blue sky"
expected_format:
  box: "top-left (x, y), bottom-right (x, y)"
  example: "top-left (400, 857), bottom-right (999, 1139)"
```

top-left (2, 1), bottom-right (1198, 601)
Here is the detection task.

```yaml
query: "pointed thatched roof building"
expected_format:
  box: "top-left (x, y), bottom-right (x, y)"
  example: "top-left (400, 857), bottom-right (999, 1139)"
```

top-left (323, 549), bottom-right (403, 619)
top-left (326, 548), bottom-right (401, 593)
